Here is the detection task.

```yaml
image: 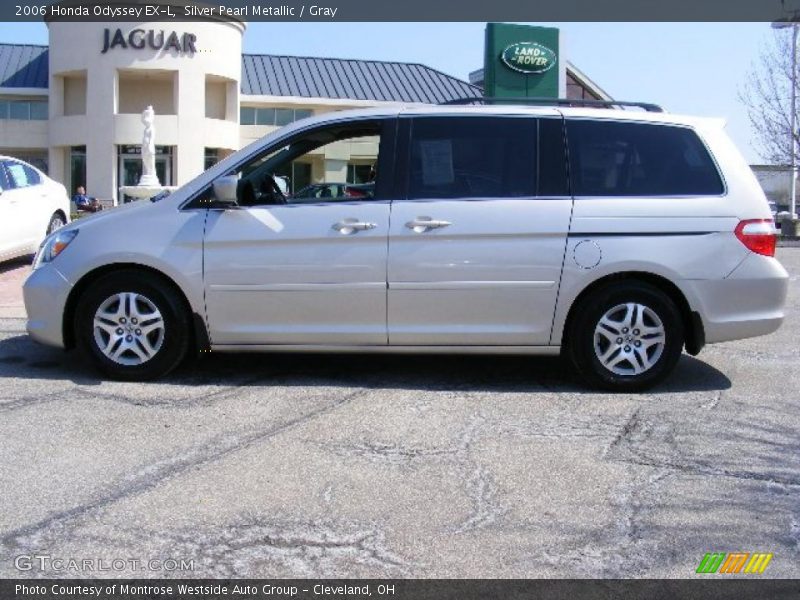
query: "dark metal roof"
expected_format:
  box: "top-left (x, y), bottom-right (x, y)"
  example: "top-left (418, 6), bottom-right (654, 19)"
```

top-left (0, 43), bottom-right (479, 103)
top-left (0, 44), bottom-right (48, 88)
top-left (241, 54), bottom-right (480, 103)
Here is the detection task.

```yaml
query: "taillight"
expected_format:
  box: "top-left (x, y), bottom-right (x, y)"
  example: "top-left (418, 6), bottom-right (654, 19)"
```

top-left (734, 219), bottom-right (777, 257)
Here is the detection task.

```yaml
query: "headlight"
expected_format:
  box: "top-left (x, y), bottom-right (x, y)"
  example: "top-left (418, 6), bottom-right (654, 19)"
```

top-left (32, 229), bottom-right (78, 270)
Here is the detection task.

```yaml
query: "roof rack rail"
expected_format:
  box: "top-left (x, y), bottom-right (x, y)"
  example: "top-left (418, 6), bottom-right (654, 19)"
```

top-left (440, 96), bottom-right (665, 113)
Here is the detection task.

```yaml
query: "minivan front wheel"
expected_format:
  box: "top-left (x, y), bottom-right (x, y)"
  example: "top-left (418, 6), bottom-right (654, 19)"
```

top-left (568, 281), bottom-right (684, 391)
top-left (75, 271), bottom-right (190, 380)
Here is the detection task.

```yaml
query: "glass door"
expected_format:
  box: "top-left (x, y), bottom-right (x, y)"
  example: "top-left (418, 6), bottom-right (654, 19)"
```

top-left (118, 146), bottom-right (173, 203)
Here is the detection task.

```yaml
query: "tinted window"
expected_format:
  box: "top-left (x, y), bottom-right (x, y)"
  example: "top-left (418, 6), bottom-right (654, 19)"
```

top-left (256, 108), bottom-right (275, 126)
top-left (275, 109), bottom-right (294, 126)
top-left (29, 102), bottom-right (48, 120)
top-left (566, 120), bottom-right (724, 197)
top-left (239, 107), bottom-right (255, 125)
top-left (538, 118), bottom-right (569, 196)
top-left (408, 117), bottom-right (536, 200)
top-left (9, 102), bottom-right (28, 120)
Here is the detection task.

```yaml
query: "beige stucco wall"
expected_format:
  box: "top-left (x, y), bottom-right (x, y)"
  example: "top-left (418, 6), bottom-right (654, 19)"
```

top-left (62, 73), bottom-right (87, 116)
top-left (118, 72), bottom-right (176, 115)
top-left (0, 117), bottom-right (48, 149)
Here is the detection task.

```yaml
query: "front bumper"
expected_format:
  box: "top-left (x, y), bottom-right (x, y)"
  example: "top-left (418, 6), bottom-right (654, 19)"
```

top-left (23, 265), bottom-right (73, 349)
top-left (687, 253), bottom-right (789, 344)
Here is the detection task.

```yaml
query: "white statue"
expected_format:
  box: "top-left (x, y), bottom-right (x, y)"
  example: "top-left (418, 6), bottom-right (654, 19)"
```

top-left (139, 105), bottom-right (160, 186)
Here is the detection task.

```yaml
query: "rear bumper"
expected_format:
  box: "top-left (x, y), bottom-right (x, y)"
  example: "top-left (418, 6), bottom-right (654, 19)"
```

top-left (686, 253), bottom-right (788, 344)
top-left (23, 264), bottom-right (72, 349)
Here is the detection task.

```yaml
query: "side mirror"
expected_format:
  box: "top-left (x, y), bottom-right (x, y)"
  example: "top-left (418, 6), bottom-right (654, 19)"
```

top-left (211, 175), bottom-right (240, 208)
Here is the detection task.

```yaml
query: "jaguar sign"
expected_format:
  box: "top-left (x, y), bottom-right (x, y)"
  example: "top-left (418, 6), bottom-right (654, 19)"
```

top-left (101, 28), bottom-right (197, 54)
top-left (500, 42), bottom-right (557, 74)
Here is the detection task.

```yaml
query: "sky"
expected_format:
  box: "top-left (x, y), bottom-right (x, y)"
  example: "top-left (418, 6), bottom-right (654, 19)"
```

top-left (0, 21), bottom-right (782, 163)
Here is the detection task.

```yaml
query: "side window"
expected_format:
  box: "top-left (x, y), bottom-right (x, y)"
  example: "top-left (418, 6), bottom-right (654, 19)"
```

top-left (23, 164), bottom-right (42, 186)
top-left (407, 117), bottom-right (536, 200)
top-left (198, 119), bottom-right (391, 208)
top-left (538, 118), bottom-right (569, 197)
top-left (0, 163), bottom-right (10, 191)
top-left (566, 120), bottom-right (724, 197)
top-left (6, 161), bottom-right (32, 189)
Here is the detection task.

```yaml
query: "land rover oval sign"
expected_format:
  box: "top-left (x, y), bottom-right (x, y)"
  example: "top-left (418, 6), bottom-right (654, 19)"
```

top-left (501, 42), bottom-right (557, 74)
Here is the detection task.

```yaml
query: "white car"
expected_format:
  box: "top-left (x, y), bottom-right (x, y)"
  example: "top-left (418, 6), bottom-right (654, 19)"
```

top-left (0, 156), bottom-right (70, 263)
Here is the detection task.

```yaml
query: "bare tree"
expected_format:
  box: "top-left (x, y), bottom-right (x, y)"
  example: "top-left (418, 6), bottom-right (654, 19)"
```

top-left (740, 28), bottom-right (799, 165)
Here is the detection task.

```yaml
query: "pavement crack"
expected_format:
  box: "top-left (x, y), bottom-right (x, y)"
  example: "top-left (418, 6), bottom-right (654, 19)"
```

top-left (313, 440), bottom-right (459, 466)
top-left (0, 388), bottom-right (369, 552)
top-left (451, 465), bottom-right (507, 534)
top-left (606, 408), bottom-right (644, 456)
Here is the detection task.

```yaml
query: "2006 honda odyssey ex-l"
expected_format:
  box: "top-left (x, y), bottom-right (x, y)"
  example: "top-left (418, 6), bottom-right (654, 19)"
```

top-left (23, 101), bottom-right (789, 391)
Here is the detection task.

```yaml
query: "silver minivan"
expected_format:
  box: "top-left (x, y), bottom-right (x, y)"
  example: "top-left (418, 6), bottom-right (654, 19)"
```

top-left (23, 103), bottom-right (788, 391)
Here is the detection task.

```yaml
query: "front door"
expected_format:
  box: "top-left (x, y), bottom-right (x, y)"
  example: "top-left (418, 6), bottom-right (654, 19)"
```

top-left (387, 115), bottom-right (573, 346)
top-left (203, 118), bottom-right (394, 345)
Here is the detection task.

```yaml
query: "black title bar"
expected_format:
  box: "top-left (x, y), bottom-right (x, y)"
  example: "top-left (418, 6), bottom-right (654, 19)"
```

top-left (3, 579), bottom-right (800, 600)
top-left (5, 0), bottom-right (800, 22)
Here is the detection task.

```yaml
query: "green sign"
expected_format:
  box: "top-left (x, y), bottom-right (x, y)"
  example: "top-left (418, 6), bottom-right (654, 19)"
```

top-left (501, 42), bottom-right (557, 74)
top-left (484, 23), bottom-right (562, 99)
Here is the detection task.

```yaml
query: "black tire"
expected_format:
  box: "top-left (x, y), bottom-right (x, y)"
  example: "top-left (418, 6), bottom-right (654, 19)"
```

top-left (46, 212), bottom-right (66, 235)
top-left (566, 281), bottom-right (684, 392)
top-left (74, 270), bottom-right (190, 380)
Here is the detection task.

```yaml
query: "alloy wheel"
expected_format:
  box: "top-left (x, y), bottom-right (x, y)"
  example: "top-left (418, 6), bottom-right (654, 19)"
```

top-left (92, 292), bottom-right (165, 366)
top-left (593, 302), bottom-right (666, 376)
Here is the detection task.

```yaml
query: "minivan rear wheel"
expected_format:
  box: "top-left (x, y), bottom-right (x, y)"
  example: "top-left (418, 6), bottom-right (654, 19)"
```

top-left (75, 271), bottom-right (190, 380)
top-left (567, 281), bottom-right (684, 392)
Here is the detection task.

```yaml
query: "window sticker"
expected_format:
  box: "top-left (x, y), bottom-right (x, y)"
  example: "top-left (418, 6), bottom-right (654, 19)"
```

top-left (420, 140), bottom-right (454, 186)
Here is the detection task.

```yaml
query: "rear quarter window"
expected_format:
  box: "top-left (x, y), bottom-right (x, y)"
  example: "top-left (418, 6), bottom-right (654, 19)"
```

top-left (566, 120), bottom-right (724, 197)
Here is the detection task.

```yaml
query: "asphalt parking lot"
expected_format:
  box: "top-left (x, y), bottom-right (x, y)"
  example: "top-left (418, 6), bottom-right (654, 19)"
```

top-left (0, 250), bottom-right (798, 579)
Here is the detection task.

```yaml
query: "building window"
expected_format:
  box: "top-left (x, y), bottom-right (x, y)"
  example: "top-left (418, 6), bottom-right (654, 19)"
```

top-left (0, 100), bottom-right (47, 121)
top-left (70, 146), bottom-right (87, 195)
top-left (240, 107), bottom-right (256, 125)
top-left (275, 108), bottom-right (294, 126)
top-left (273, 161), bottom-right (312, 195)
top-left (347, 163), bottom-right (374, 184)
top-left (204, 148), bottom-right (219, 171)
top-left (29, 101), bottom-right (48, 120)
top-left (240, 107), bottom-right (314, 126)
top-left (256, 108), bottom-right (275, 126)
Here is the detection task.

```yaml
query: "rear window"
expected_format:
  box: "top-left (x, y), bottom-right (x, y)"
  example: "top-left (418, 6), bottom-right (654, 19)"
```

top-left (566, 120), bottom-right (724, 197)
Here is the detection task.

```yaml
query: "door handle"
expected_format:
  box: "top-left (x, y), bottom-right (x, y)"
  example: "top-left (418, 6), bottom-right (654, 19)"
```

top-left (405, 217), bottom-right (452, 233)
top-left (332, 219), bottom-right (378, 235)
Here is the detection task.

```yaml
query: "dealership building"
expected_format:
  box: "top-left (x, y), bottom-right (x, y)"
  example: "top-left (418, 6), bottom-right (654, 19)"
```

top-left (0, 19), bottom-right (607, 204)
